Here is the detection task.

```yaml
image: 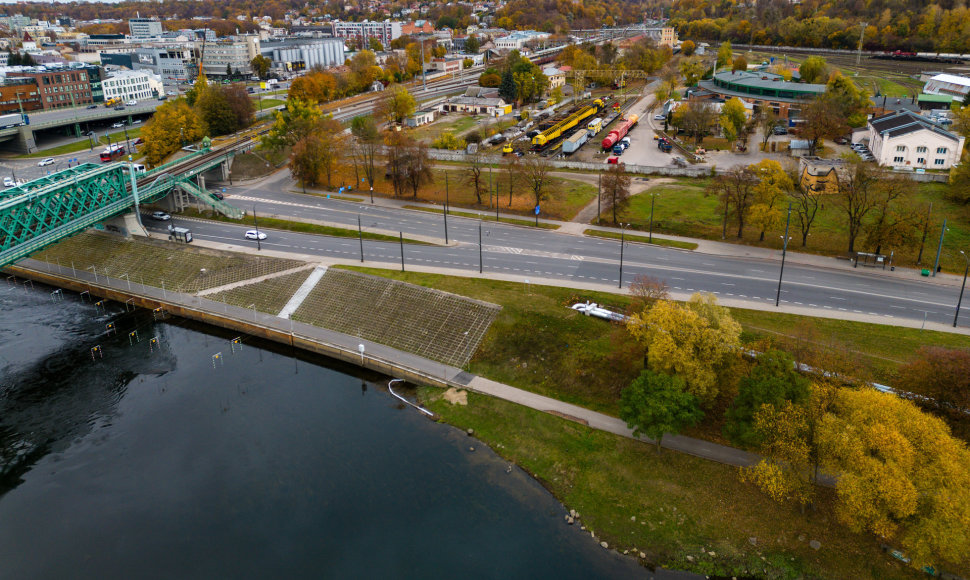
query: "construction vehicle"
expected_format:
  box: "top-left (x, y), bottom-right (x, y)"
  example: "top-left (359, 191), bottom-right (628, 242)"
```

top-left (502, 143), bottom-right (513, 155)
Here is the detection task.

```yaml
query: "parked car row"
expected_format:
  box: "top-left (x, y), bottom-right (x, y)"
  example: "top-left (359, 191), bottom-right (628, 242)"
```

top-left (851, 142), bottom-right (875, 161)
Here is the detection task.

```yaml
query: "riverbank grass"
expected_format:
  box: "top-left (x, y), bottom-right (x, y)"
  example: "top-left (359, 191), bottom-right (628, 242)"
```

top-left (418, 388), bottom-right (921, 580)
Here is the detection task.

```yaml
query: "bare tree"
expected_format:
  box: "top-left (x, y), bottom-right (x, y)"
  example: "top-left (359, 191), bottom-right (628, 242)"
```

top-left (315, 117), bottom-right (346, 188)
top-left (465, 150), bottom-right (487, 205)
top-left (503, 154), bottom-right (519, 207)
top-left (402, 139), bottom-right (434, 199)
top-left (601, 164), bottom-right (632, 224)
top-left (756, 108), bottom-right (780, 152)
top-left (521, 156), bottom-right (553, 218)
top-left (351, 116), bottom-right (381, 192)
top-left (707, 166), bottom-right (757, 239)
top-left (787, 169), bottom-right (823, 247)
top-left (384, 130), bottom-right (410, 197)
top-left (833, 161), bottom-right (882, 254)
top-left (861, 175), bottom-right (920, 255)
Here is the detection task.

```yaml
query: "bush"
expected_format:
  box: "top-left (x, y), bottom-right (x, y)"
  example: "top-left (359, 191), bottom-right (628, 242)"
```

top-left (464, 131), bottom-right (482, 144)
top-left (431, 132), bottom-right (467, 150)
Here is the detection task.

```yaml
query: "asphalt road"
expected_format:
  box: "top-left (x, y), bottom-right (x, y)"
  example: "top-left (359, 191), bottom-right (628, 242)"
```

top-left (144, 186), bottom-right (970, 330)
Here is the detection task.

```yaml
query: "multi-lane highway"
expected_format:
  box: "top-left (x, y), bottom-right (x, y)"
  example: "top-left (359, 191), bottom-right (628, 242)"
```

top-left (143, 182), bottom-right (970, 331)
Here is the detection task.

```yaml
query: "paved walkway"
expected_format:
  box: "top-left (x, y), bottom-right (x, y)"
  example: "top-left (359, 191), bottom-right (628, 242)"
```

top-left (14, 257), bottom-right (766, 471)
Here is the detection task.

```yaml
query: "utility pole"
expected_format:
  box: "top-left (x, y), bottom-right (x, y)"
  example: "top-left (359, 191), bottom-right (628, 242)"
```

top-left (775, 203), bottom-right (792, 307)
top-left (916, 202), bottom-right (932, 266)
top-left (933, 218), bottom-right (947, 277)
top-left (856, 22), bottom-right (867, 66)
top-left (420, 38), bottom-right (427, 91)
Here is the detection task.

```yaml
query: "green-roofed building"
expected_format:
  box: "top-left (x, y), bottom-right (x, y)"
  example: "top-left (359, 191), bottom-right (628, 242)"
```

top-left (696, 70), bottom-right (827, 121)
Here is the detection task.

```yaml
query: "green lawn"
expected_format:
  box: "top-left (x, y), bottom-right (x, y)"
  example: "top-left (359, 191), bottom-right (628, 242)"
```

top-left (253, 98), bottom-right (286, 110)
top-left (409, 115), bottom-right (482, 142)
top-left (613, 177), bottom-right (970, 274)
top-left (404, 205), bottom-right (560, 229)
top-left (420, 389), bottom-right (928, 580)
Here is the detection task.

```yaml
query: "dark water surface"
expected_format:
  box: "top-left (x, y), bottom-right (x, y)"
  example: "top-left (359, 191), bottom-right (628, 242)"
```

top-left (0, 281), bottom-right (648, 579)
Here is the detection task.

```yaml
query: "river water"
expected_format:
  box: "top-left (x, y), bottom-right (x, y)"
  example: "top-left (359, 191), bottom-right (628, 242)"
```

top-left (0, 280), bottom-right (649, 579)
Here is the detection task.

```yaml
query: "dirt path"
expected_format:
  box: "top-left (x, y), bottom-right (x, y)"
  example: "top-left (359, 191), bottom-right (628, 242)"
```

top-left (571, 176), bottom-right (676, 226)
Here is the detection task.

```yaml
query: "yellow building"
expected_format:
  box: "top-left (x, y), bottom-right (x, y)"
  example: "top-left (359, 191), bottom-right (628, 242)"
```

top-left (798, 157), bottom-right (848, 194)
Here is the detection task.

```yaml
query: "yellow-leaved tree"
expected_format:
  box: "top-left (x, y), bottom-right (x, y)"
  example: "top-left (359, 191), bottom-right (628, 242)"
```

top-left (821, 388), bottom-right (970, 569)
top-left (626, 293), bottom-right (741, 404)
top-left (141, 98), bottom-right (207, 167)
top-left (748, 159), bottom-right (792, 242)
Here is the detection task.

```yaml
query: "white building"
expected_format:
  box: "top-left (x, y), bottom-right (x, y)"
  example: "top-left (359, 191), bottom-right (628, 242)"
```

top-left (542, 66), bottom-right (565, 88)
top-left (923, 73), bottom-right (970, 103)
top-left (493, 31), bottom-right (550, 50)
top-left (331, 20), bottom-right (402, 47)
top-left (102, 69), bottom-right (164, 102)
top-left (263, 38), bottom-right (345, 73)
top-left (867, 111), bottom-right (965, 170)
top-left (201, 36), bottom-right (261, 77)
top-left (129, 18), bottom-right (163, 39)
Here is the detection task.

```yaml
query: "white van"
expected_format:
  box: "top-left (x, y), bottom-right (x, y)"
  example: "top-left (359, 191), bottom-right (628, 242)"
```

top-left (132, 163), bottom-right (146, 173)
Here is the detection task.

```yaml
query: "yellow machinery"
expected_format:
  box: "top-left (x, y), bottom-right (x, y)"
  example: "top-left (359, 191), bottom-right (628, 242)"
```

top-left (531, 99), bottom-right (604, 148)
top-left (502, 143), bottom-right (513, 155)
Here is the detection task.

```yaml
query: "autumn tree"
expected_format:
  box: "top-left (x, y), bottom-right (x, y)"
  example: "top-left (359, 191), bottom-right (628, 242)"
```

top-left (375, 84), bottom-right (416, 125)
top-left (315, 117), bottom-right (347, 188)
top-left (250, 55), bottom-right (271, 79)
top-left (716, 41), bottom-right (733, 68)
top-left (825, 72), bottom-right (870, 127)
top-left (678, 56), bottom-right (707, 87)
top-left (620, 370), bottom-right (704, 454)
top-left (731, 55), bottom-right (748, 72)
top-left (680, 40), bottom-right (696, 56)
top-left (673, 100), bottom-right (716, 145)
top-left (896, 346), bottom-right (970, 413)
top-left (801, 94), bottom-right (849, 156)
top-left (821, 388), bottom-right (970, 570)
top-left (834, 161), bottom-right (916, 254)
top-left (719, 97), bottom-right (748, 146)
top-left (749, 159), bottom-right (793, 241)
top-left (385, 132), bottom-right (433, 198)
top-left (799, 56), bottom-right (829, 84)
top-left (626, 293), bottom-right (742, 404)
top-left (141, 98), bottom-right (206, 167)
top-left (263, 99), bottom-right (322, 153)
top-left (351, 115), bottom-right (380, 192)
top-left (724, 350), bottom-right (810, 447)
top-left (600, 163), bottom-right (632, 224)
top-left (289, 135), bottom-right (327, 188)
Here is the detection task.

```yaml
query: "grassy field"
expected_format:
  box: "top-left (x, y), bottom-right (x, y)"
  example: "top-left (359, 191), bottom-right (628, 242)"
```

top-left (253, 98), bottom-right (286, 111)
top-left (409, 115), bottom-right (481, 142)
top-left (323, 162), bottom-right (598, 221)
top-left (339, 267), bottom-right (970, 413)
top-left (613, 177), bottom-right (970, 274)
top-left (419, 389), bottom-right (928, 580)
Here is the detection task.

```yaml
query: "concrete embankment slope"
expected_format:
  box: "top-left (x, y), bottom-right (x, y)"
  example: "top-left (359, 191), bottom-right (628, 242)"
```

top-left (8, 258), bottom-right (766, 470)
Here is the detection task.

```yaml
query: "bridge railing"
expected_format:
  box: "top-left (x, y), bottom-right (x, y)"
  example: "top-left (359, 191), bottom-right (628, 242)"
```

top-left (144, 148), bottom-right (209, 178)
top-left (176, 178), bottom-right (244, 219)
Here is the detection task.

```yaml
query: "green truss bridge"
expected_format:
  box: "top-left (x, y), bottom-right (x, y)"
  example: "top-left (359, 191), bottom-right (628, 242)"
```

top-left (0, 136), bottom-right (258, 270)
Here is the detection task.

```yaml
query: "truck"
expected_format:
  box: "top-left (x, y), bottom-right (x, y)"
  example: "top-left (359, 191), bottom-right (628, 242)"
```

top-left (0, 113), bottom-right (28, 129)
top-left (612, 143), bottom-right (624, 155)
top-left (657, 138), bottom-right (672, 153)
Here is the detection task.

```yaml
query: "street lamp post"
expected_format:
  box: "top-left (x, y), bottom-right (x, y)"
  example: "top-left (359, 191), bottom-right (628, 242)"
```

top-left (775, 203), bottom-right (793, 307)
top-left (648, 192), bottom-right (658, 243)
top-left (933, 218), bottom-right (948, 277)
top-left (954, 250), bottom-right (969, 328)
top-left (252, 205), bottom-right (261, 251)
top-left (618, 223), bottom-right (628, 289)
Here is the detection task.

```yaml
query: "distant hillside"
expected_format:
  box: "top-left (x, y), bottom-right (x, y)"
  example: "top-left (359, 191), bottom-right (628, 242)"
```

top-left (669, 0), bottom-right (970, 54)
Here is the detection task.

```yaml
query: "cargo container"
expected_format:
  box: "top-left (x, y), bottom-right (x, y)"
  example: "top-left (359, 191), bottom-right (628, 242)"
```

top-left (562, 129), bottom-right (590, 154)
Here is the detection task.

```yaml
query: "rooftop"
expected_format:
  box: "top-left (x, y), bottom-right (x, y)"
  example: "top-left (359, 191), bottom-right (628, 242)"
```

top-left (869, 110), bottom-right (960, 142)
top-left (928, 73), bottom-right (970, 87)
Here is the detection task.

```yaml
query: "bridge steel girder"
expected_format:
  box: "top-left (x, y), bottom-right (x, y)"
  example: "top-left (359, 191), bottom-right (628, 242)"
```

top-left (0, 164), bottom-right (134, 268)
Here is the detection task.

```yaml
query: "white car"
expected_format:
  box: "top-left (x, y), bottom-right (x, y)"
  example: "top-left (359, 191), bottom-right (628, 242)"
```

top-left (150, 211), bottom-right (172, 221)
top-left (126, 100), bottom-right (137, 106)
top-left (37, 158), bottom-right (54, 167)
top-left (654, 113), bottom-right (665, 121)
top-left (245, 230), bottom-right (267, 241)
top-left (3, 177), bottom-right (15, 187)
top-left (111, 122), bottom-right (125, 128)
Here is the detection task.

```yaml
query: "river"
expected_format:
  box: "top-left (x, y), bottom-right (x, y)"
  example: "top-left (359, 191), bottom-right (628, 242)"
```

top-left (0, 279), bottom-right (650, 579)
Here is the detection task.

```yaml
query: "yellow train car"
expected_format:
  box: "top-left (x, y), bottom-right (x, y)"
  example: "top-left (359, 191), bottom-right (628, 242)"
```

top-left (532, 99), bottom-right (604, 148)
